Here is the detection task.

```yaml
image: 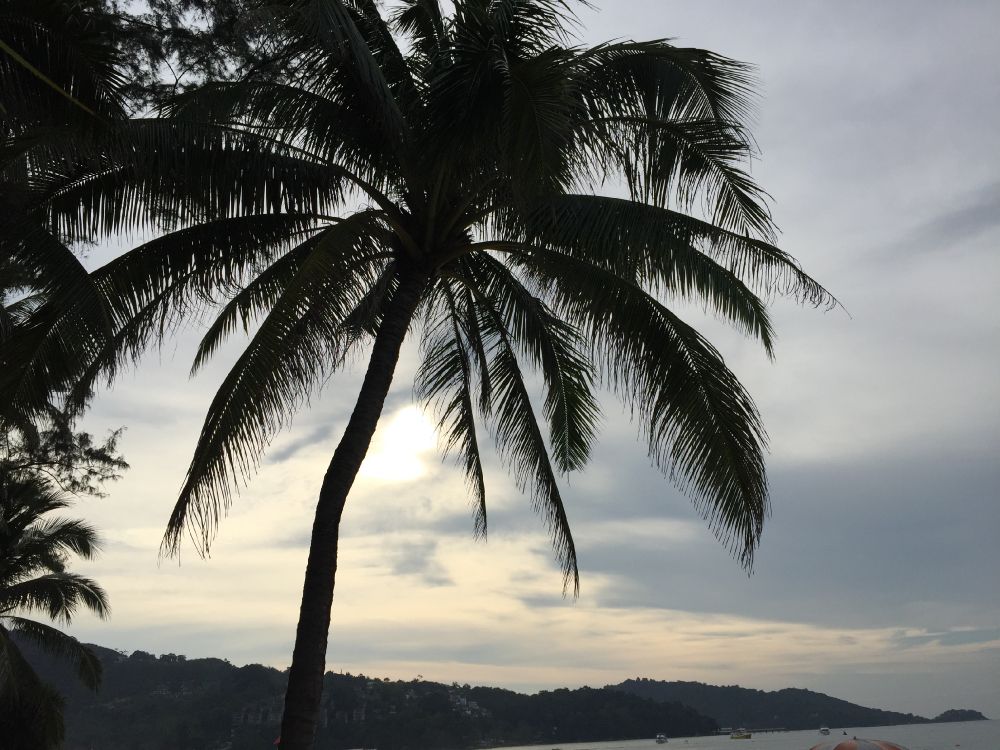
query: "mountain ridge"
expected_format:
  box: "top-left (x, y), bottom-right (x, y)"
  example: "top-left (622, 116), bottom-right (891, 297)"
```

top-left (18, 640), bottom-right (714, 749)
top-left (16, 638), bottom-right (989, 749)
top-left (610, 677), bottom-right (988, 731)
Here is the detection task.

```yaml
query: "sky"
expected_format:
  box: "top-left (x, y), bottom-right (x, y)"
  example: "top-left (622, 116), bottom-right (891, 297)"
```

top-left (65, 0), bottom-right (999, 721)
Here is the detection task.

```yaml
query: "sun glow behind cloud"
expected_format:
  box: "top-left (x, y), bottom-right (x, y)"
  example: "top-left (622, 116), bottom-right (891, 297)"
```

top-left (359, 406), bottom-right (438, 482)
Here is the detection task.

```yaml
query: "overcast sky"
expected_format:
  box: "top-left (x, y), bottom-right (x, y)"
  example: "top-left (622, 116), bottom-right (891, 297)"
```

top-left (67, 0), bottom-right (999, 720)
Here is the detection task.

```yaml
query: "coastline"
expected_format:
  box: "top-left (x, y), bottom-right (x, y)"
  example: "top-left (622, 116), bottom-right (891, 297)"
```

top-left (482, 719), bottom-right (999, 750)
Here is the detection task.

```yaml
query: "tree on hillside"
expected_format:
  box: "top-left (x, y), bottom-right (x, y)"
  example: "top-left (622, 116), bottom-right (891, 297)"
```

top-left (3, 1), bottom-right (834, 747)
top-left (0, 472), bottom-right (110, 748)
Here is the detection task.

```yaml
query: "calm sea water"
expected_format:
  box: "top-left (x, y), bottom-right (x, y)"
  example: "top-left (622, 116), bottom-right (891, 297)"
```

top-left (485, 721), bottom-right (1000, 750)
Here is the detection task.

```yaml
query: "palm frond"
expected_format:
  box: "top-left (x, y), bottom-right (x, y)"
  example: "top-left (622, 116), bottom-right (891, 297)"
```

top-left (499, 48), bottom-right (583, 198)
top-left (349, 0), bottom-right (422, 110)
top-left (469, 281), bottom-right (579, 592)
top-left (391, 0), bottom-right (446, 59)
top-left (0, 2), bottom-right (127, 125)
top-left (0, 572), bottom-right (110, 624)
top-left (190, 242), bottom-right (318, 375)
top-left (4, 213), bottom-right (325, 418)
top-left (3, 616), bottom-right (101, 690)
top-left (0, 628), bottom-right (26, 703)
top-left (98, 213), bottom-right (326, 328)
top-left (0, 305), bottom-right (107, 425)
top-left (2, 225), bottom-right (106, 318)
top-left (162, 213), bottom-right (390, 556)
top-left (461, 254), bottom-right (600, 472)
top-left (416, 283), bottom-right (487, 537)
top-left (293, 0), bottom-right (410, 148)
top-left (339, 260), bottom-right (401, 339)
top-left (457, 285), bottom-right (494, 414)
top-left (523, 194), bottom-right (834, 310)
top-left (566, 40), bottom-right (774, 237)
top-left (578, 40), bottom-right (758, 132)
top-left (161, 81), bottom-right (402, 189)
top-left (506, 245), bottom-right (769, 568)
top-left (2, 518), bottom-right (102, 582)
top-left (31, 517), bottom-right (102, 562)
top-left (0, 626), bottom-right (67, 747)
top-left (0, 471), bottom-right (108, 703)
top-left (33, 119), bottom-right (344, 240)
top-left (481, 0), bottom-right (582, 50)
top-left (618, 116), bottom-right (774, 241)
top-left (0, 36), bottom-right (100, 118)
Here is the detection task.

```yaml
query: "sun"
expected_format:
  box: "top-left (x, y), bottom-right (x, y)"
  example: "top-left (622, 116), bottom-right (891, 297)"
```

top-left (358, 405), bottom-right (438, 482)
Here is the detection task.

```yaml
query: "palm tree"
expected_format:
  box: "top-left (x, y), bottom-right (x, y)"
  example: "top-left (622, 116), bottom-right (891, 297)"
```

top-left (0, 471), bottom-right (110, 747)
top-left (0, 0), bottom-right (131, 431)
top-left (3, 1), bottom-right (834, 746)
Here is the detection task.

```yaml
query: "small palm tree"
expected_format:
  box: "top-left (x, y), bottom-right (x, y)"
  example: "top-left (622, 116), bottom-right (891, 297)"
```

top-left (0, 472), bottom-right (110, 747)
top-left (4, 1), bottom-right (834, 747)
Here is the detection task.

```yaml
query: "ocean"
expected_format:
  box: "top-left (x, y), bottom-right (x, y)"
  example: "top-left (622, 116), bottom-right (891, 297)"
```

top-left (484, 720), bottom-right (1000, 750)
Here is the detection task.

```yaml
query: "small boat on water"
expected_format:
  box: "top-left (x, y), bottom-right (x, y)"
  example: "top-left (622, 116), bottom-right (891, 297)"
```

top-left (656, 734), bottom-right (668, 744)
top-left (730, 729), bottom-right (752, 739)
top-left (820, 727), bottom-right (831, 735)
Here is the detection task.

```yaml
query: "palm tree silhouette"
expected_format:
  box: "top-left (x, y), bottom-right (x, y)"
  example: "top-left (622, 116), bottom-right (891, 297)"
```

top-left (0, 472), bottom-right (110, 747)
top-left (1, 0), bottom-right (132, 429)
top-left (5, 1), bottom-right (834, 746)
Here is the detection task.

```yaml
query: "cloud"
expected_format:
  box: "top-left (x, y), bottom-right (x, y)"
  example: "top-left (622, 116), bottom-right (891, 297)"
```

top-left (389, 540), bottom-right (454, 587)
top-left (568, 446), bottom-right (1000, 631)
top-left (266, 424), bottom-right (338, 464)
top-left (892, 628), bottom-right (1000, 650)
top-left (882, 182), bottom-right (1000, 257)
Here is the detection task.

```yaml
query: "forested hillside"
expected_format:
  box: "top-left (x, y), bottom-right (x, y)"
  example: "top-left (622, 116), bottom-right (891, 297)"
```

top-left (19, 640), bottom-right (715, 749)
top-left (19, 638), bottom-right (986, 749)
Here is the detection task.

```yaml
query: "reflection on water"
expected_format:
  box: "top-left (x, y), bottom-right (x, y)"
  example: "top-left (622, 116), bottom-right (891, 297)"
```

top-left (485, 720), bottom-right (1000, 750)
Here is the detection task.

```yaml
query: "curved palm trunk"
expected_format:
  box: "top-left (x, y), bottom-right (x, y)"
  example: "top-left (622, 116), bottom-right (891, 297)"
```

top-left (278, 269), bottom-right (428, 749)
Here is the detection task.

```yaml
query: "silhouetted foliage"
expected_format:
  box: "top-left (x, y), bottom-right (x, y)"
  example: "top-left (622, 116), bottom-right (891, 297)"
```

top-left (1, 0), bottom-right (261, 416)
top-left (1, 0), bottom-right (269, 117)
top-left (4, 1), bottom-right (835, 746)
top-left (2, 406), bottom-right (127, 497)
top-left (0, 473), bottom-right (110, 748)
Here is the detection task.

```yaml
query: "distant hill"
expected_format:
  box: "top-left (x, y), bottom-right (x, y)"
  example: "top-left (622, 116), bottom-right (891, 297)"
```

top-left (934, 709), bottom-right (989, 722)
top-left (15, 638), bottom-right (715, 750)
top-left (610, 678), bottom-right (989, 731)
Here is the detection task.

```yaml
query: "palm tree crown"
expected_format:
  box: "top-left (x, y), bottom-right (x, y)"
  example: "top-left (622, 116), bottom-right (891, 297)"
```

top-left (12, 0), bottom-right (831, 580)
